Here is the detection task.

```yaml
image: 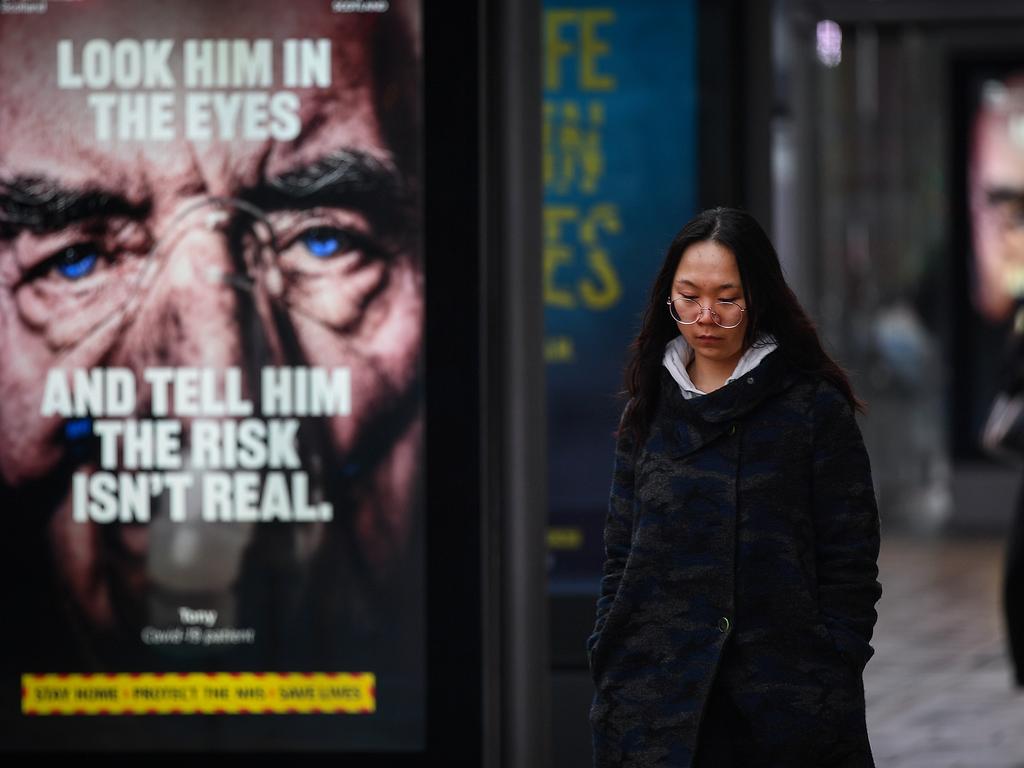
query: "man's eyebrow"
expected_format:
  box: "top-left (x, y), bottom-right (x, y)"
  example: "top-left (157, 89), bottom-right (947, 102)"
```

top-left (244, 149), bottom-right (413, 224)
top-left (986, 186), bottom-right (1024, 205)
top-left (0, 175), bottom-right (148, 239)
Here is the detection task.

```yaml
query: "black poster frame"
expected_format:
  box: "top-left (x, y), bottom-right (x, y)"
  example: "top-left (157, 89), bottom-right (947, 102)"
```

top-left (0, 0), bottom-right (490, 761)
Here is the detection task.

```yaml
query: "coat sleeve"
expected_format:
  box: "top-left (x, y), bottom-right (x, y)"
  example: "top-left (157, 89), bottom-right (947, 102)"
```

top-left (586, 408), bottom-right (637, 668)
top-left (811, 381), bottom-right (882, 673)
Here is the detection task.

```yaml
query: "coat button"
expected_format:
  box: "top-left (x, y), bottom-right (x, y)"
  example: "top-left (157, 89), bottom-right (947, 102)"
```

top-left (717, 616), bottom-right (731, 633)
top-left (746, 376), bottom-right (755, 384)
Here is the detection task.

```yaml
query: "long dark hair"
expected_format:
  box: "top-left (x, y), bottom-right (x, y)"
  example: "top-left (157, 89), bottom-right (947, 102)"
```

top-left (621, 207), bottom-right (863, 446)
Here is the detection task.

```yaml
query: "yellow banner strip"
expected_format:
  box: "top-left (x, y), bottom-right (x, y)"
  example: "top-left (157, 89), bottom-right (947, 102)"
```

top-left (22, 672), bottom-right (375, 716)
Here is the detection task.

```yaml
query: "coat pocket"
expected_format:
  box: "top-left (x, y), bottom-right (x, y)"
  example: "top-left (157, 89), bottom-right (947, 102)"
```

top-left (809, 622), bottom-right (861, 681)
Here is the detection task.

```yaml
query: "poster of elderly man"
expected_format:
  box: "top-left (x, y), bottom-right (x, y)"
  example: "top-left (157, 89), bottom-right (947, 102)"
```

top-left (0, 0), bottom-right (425, 751)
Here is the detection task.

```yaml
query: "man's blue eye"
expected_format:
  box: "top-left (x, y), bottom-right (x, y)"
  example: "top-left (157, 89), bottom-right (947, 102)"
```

top-left (301, 227), bottom-right (347, 259)
top-left (54, 244), bottom-right (99, 280)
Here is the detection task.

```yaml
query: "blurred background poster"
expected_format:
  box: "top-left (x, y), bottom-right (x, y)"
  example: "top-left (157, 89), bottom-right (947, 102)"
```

top-left (543, 0), bottom-right (697, 590)
top-left (953, 58), bottom-right (1024, 463)
top-left (0, 0), bottom-right (425, 751)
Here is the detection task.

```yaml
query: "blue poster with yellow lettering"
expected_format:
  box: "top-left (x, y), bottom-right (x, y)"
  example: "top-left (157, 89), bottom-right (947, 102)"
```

top-left (544, 1), bottom-right (697, 588)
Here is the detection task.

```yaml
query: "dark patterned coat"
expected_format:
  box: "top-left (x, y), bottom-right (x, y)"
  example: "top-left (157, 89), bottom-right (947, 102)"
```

top-left (588, 350), bottom-right (882, 767)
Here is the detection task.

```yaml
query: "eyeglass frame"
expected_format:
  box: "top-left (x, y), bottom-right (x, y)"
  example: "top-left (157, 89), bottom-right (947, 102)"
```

top-left (666, 296), bottom-right (746, 329)
top-left (11, 194), bottom-right (367, 358)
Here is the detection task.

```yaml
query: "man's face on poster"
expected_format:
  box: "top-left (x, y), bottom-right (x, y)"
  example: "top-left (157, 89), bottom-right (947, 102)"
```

top-left (0, 2), bottom-right (422, 633)
top-left (970, 77), bottom-right (1024, 322)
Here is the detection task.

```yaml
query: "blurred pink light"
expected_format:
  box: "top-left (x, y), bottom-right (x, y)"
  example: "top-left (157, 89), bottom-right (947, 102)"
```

top-left (816, 19), bottom-right (842, 68)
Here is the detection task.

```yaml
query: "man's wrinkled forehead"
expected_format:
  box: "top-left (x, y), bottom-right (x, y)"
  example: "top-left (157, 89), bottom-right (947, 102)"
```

top-left (0, 0), bottom-right (379, 84)
top-left (974, 108), bottom-right (1024, 190)
top-left (0, 2), bottom-right (392, 199)
top-left (973, 76), bottom-right (1024, 177)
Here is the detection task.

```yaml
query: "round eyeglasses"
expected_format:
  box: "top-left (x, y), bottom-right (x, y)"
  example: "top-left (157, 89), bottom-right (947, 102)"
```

top-left (9, 196), bottom-right (397, 357)
top-left (667, 297), bottom-right (746, 329)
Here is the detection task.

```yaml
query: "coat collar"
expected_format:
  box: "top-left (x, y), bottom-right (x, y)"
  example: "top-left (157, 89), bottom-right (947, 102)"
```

top-left (650, 349), bottom-right (804, 458)
top-left (663, 334), bottom-right (778, 399)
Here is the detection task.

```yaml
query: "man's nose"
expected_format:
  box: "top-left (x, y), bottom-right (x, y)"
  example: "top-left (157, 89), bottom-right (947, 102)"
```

top-left (123, 225), bottom-right (248, 369)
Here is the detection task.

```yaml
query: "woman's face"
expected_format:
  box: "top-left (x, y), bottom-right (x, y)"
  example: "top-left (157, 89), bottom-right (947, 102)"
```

top-left (671, 240), bottom-right (748, 368)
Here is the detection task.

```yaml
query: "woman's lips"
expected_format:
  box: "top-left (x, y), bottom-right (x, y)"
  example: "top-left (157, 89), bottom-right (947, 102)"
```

top-left (694, 335), bottom-right (722, 343)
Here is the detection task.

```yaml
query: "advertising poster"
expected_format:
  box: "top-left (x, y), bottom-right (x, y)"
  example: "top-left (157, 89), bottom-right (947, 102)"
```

top-left (952, 60), bottom-right (1024, 460)
top-left (543, 1), bottom-right (697, 588)
top-left (0, 0), bottom-right (424, 751)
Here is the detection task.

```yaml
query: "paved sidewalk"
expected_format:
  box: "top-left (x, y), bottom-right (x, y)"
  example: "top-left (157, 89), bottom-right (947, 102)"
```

top-left (865, 536), bottom-right (1024, 767)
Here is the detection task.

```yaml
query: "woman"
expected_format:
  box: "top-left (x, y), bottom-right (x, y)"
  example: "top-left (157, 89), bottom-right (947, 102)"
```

top-left (587, 208), bottom-right (882, 767)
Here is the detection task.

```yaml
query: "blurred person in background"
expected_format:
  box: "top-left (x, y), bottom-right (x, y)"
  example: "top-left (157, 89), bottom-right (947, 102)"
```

top-left (587, 208), bottom-right (882, 767)
top-left (971, 73), bottom-right (1024, 687)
